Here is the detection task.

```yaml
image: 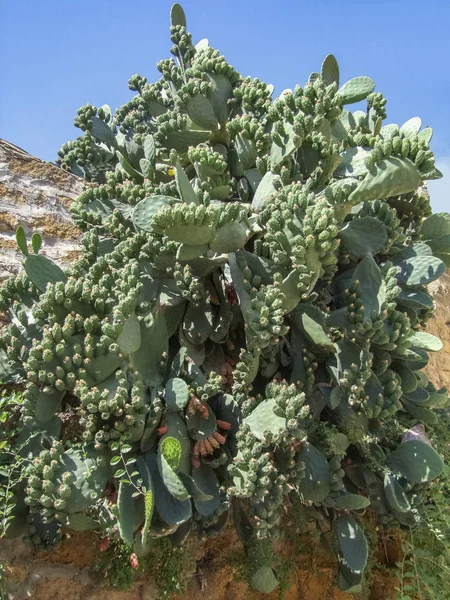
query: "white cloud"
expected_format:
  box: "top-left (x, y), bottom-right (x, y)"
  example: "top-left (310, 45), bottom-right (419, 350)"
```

top-left (428, 157), bottom-right (450, 213)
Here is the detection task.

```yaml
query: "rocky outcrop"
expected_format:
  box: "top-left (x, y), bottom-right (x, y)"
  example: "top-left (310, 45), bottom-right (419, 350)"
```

top-left (425, 272), bottom-right (450, 388)
top-left (0, 139), bottom-right (84, 280)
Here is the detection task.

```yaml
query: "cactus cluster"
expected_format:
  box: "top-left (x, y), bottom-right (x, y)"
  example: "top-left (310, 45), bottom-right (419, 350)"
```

top-left (1, 3), bottom-right (450, 592)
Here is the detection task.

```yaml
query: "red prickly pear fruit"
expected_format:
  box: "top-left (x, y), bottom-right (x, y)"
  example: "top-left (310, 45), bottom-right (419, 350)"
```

top-left (130, 553), bottom-right (139, 569)
top-left (99, 537), bottom-right (110, 552)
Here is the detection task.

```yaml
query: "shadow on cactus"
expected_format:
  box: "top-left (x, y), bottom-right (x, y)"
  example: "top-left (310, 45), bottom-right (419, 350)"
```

top-left (1, 2), bottom-right (449, 594)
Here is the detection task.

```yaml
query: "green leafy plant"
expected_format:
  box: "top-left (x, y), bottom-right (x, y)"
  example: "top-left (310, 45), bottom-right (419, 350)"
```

top-left (0, 562), bottom-right (6, 600)
top-left (94, 537), bottom-right (137, 589)
top-left (0, 390), bottom-right (37, 539)
top-left (0, 3), bottom-right (449, 594)
top-left (395, 411), bottom-right (450, 600)
top-left (141, 536), bottom-right (189, 598)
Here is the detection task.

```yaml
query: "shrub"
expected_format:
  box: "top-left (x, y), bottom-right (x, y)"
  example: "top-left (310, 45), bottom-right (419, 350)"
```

top-left (1, 3), bottom-right (449, 593)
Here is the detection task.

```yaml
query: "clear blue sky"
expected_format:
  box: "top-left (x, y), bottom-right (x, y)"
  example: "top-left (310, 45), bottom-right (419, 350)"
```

top-left (1, 0), bottom-right (448, 210)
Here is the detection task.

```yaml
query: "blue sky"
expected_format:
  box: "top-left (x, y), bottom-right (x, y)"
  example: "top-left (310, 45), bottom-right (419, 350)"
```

top-left (1, 0), bottom-right (448, 211)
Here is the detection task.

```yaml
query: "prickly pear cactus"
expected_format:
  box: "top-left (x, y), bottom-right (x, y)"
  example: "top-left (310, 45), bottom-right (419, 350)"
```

top-left (1, 3), bottom-right (449, 593)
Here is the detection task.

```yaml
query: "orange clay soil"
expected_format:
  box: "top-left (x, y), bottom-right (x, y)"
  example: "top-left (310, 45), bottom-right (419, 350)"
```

top-left (3, 522), bottom-right (402, 600)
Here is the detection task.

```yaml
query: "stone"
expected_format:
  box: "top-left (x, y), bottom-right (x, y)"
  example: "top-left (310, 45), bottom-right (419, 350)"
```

top-left (0, 139), bottom-right (85, 280)
top-left (140, 581), bottom-right (160, 600)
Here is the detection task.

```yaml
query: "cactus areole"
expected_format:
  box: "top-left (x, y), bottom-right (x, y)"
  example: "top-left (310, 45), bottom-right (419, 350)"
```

top-left (1, 3), bottom-right (449, 593)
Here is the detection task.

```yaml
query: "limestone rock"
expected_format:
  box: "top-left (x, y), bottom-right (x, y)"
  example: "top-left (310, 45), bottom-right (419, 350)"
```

top-left (0, 138), bottom-right (85, 280)
top-left (425, 271), bottom-right (450, 389)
